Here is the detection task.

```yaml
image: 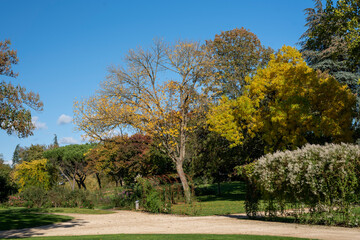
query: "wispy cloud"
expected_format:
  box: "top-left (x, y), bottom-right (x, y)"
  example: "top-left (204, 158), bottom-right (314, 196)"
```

top-left (57, 114), bottom-right (73, 125)
top-left (59, 137), bottom-right (79, 145)
top-left (32, 116), bottom-right (47, 130)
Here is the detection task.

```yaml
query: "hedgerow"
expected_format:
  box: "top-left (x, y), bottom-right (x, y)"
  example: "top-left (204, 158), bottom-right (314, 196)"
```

top-left (238, 143), bottom-right (360, 226)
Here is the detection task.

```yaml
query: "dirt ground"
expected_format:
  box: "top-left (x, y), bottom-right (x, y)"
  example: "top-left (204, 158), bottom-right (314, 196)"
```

top-left (1, 211), bottom-right (360, 240)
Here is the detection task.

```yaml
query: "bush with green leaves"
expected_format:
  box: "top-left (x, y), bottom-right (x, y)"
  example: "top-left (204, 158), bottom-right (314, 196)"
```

top-left (8, 186), bottom-right (94, 209)
top-left (239, 143), bottom-right (360, 226)
top-left (136, 177), bottom-right (171, 213)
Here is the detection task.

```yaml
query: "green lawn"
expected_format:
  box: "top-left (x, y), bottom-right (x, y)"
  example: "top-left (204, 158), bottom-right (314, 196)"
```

top-left (0, 208), bottom-right (73, 231)
top-left (40, 207), bottom-right (116, 214)
top-left (3, 234), bottom-right (314, 240)
top-left (171, 181), bottom-right (246, 216)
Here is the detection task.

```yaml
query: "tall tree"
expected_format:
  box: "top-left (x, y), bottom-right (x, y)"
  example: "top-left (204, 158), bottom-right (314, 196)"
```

top-left (208, 46), bottom-right (356, 151)
top-left (74, 40), bottom-right (211, 202)
top-left (299, 0), bottom-right (360, 125)
top-left (0, 40), bottom-right (43, 137)
top-left (204, 28), bottom-right (273, 99)
top-left (12, 144), bottom-right (21, 166)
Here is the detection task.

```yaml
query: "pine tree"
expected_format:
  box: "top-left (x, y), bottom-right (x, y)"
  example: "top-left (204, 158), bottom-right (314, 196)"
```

top-left (53, 134), bottom-right (59, 148)
top-left (12, 144), bottom-right (21, 166)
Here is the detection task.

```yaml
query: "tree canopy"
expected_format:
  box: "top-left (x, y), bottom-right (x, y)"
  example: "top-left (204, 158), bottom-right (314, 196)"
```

top-left (204, 28), bottom-right (273, 99)
top-left (0, 40), bottom-right (43, 138)
top-left (74, 40), bottom-right (212, 202)
top-left (44, 144), bottom-right (94, 190)
top-left (207, 46), bottom-right (356, 151)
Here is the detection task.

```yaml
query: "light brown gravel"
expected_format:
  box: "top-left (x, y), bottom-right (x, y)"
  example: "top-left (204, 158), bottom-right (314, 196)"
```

top-left (1, 211), bottom-right (359, 240)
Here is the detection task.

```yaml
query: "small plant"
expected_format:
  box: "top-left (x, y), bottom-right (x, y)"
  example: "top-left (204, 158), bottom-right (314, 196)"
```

top-left (7, 195), bottom-right (25, 207)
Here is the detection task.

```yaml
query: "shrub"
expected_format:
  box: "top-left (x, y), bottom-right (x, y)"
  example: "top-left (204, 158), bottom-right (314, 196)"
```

top-left (136, 177), bottom-right (171, 213)
top-left (7, 195), bottom-right (25, 207)
top-left (21, 186), bottom-right (48, 208)
top-left (240, 143), bottom-right (360, 226)
top-left (110, 188), bottom-right (137, 208)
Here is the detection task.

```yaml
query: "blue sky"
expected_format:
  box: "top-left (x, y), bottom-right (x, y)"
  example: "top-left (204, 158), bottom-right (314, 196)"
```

top-left (0, 0), bottom-right (315, 164)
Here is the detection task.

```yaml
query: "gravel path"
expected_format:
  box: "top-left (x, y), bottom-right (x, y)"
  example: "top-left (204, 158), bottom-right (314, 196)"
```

top-left (1, 211), bottom-right (360, 240)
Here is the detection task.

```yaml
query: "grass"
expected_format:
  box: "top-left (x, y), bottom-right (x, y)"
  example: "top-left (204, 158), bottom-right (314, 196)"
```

top-left (0, 208), bottom-right (73, 231)
top-left (171, 181), bottom-right (246, 216)
top-left (40, 207), bottom-right (116, 214)
top-left (3, 234), bottom-right (314, 240)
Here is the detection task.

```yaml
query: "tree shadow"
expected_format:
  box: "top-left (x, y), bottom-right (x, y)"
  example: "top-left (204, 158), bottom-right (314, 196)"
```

top-left (0, 217), bottom-right (87, 239)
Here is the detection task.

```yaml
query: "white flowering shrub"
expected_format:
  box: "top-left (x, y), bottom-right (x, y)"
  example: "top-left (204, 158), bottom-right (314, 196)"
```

top-left (241, 143), bottom-right (360, 226)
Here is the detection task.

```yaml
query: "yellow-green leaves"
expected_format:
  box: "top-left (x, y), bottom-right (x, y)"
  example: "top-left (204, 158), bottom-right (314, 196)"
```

top-left (13, 159), bottom-right (56, 192)
top-left (208, 46), bottom-right (356, 151)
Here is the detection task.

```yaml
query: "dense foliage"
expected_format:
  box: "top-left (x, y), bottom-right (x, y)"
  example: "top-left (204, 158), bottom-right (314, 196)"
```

top-left (0, 157), bottom-right (17, 202)
top-left (300, 0), bottom-right (360, 137)
top-left (205, 27), bottom-right (273, 99)
top-left (208, 46), bottom-right (356, 151)
top-left (86, 134), bottom-right (173, 187)
top-left (44, 144), bottom-right (94, 190)
top-left (13, 159), bottom-right (58, 192)
top-left (239, 143), bottom-right (360, 226)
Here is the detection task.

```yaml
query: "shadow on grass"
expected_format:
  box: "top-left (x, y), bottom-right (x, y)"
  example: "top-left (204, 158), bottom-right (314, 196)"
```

top-left (0, 208), bottom-right (86, 239)
top-left (195, 181), bottom-right (246, 202)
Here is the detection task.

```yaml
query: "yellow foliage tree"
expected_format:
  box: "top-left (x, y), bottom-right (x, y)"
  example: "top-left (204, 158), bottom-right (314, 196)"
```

top-left (13, 159), bottom-right (56, 192)
top-left (208, 46), bottom-right (356, 151)
top-left (74, 40), bottom-right (212, 202)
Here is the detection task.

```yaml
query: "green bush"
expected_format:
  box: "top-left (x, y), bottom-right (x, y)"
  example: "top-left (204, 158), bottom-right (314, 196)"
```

top-left (136, 177), bottom-right (171, 213)
top-left (8, 186), bottom-right (94, 209)
top-left (110, 188), bottom-right (137, 208)
top-left (21, 186), bottom-right (48, 208)
top-left (241, 143), bottom-right (360, 226)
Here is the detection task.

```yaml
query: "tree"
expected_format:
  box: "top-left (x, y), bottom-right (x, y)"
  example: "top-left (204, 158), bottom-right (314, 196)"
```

top-left (207, 46), bottom-right (356, 151)
top-left (0, 155), bottom-right (17, 201)
top-left (44, 144), bottom-right (94, 190)
top-left (204, 28), bottom-right (273, 99)
top-left (0, 40), bottom-right (43, 137)
top-left (12, 144), bottom-right (21, 166)
top-left (18, 144), bottom-right (47, 162)
top-left (74, 40), bottom-right (211, 202)
top-left (53, 134), bottom-right (59, 148)
top-left (13, 158), bottom-right (57, 192)
top-left (86, 134), bottom-right (171, 188)
top-left (299, 0), bottom-right (360, 116)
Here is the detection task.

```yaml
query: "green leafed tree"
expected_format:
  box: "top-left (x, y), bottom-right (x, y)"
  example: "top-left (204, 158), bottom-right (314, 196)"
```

top-left (299, 0), bottom-right (360, 117)
top-left (0, 40), bottom-right (43, 137)
top-left (44, 144), bottom-right (94, 190)
top-left (204, 27), bottom-right (273, 99)
top-left (18, 144), bottom-right (47, 163)
top-left (12, 144), bottom-right (21, 166)
top-left (0, 155), bottom-right (17, 201)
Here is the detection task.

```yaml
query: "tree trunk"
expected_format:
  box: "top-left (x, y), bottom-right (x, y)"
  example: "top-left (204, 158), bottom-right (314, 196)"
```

top-left (176, 162), bottom-right (191, 203)
top-left (96, 173), bottom-right (102, 189)
top-left (76, 179), bottom-right (82, 189)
